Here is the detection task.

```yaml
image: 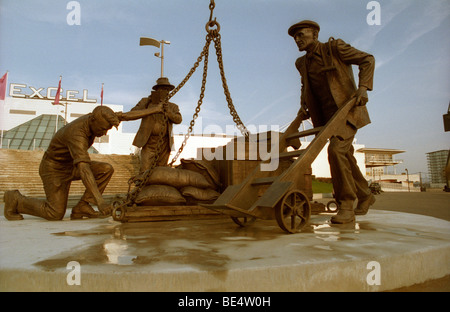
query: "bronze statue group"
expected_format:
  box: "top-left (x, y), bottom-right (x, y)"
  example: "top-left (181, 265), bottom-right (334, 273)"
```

top-left (4, 20), bottom-right (376, 225)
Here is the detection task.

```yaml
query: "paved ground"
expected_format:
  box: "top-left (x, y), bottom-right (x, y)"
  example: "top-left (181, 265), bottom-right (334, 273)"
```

top-left (372, 192), bottom-right (450, 292)
top-left (319, 191), bottom-right (450, 292)
top-left (368, 191), bottom-right (450, 222)
top-left (1, 191), bottom-right (449, 292)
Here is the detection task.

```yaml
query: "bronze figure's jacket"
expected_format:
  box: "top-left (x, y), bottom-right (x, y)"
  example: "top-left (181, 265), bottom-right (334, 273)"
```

top-left (296, 38), bottom-right (375, 130)
top-left (131, 97), bottom-right (182, 149)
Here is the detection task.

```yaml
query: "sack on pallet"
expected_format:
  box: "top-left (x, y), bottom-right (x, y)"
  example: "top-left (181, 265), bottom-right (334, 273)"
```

top-left (180, 186), bottom-right (220, 204)
top-left (179, 159), bottom-right (221, 190)
top-left (135, 184), bottom-right (186, 206)
top-left (145, 166), bottom-right (211, 189)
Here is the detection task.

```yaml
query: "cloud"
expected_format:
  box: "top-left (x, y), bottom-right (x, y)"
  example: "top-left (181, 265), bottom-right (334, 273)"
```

top-left (244, 90), bottom-right (297, 126)
top-left (352, 1), bottom-right (412, 51)
top-left (354, 1), bottom-right (450, 70)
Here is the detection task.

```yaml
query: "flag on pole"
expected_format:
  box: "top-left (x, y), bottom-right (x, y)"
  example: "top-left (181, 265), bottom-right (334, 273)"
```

top-left (101, 83), bottom-right (104, 106)
top-left (0, 72), bottom-right (8, 101)
top-left (53, 76), bottom-right (62, 105)
top-left (0, 71), bottom-right (8, 147)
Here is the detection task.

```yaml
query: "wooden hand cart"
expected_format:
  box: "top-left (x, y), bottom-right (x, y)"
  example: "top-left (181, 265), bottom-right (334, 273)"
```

top-left (201, 98), bottom-right (357, 233)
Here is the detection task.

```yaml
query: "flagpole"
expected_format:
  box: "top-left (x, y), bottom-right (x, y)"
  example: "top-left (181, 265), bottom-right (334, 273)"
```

top-left (0, 71), bottom-right (9, 148)
top-left (64, 101), bottom-right (68, 125)
top-left (55, 106), bottom-right (58, 133)
top-left (99, 83), bottom-right (104, 151)
top-left (54, 76), bottom-right (62, 133)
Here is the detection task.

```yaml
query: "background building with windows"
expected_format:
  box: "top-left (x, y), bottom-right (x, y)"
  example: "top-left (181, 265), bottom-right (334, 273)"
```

top-left (358, 148), bottom-right (405, 177)
top-left (427, 150), bottom-right (449, 188)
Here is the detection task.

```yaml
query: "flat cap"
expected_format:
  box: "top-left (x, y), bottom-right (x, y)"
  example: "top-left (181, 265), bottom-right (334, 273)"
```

top-left (288, 20), bottom-right (320, 37)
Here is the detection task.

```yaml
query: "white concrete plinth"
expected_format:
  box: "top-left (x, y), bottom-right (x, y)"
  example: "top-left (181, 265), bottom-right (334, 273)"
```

top-left (0, 208), bottom-right (449, 292)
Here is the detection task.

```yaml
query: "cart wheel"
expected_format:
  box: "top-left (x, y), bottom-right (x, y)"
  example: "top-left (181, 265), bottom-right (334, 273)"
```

top-left (326, 200), bottom-right (339, 212)
top-left (231, 216), bottom-right (256, 227)
top-left (275, 190), bottom-right (311, 233)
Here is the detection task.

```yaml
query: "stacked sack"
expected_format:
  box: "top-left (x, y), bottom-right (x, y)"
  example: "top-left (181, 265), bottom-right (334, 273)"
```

top-left (135, 159), bottom-right (221, 206)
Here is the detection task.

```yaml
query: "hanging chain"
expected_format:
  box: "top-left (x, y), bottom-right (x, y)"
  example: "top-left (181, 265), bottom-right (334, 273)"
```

top-left (205, 0), bottom-right (248, 137)
top-left (168, 34), bottom-right (213, 166)
top-left (212, 33), bottom-right (250, 138)
top-left (113, 0), bottom-right (249, 213)
top-left (169, 1), bottom-right (249, 165)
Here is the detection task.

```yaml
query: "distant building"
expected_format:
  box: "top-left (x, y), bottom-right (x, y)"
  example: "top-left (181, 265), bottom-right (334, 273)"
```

top-left (357, 148), bottom-right (405, 177)
top-left (357, 148), bottom-right (423, 192)
top-left (427, 150), bottom-right (449, 185)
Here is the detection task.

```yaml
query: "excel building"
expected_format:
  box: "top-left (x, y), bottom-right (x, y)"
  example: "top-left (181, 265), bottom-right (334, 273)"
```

top-left (0, 81), bottom-right (135, 154)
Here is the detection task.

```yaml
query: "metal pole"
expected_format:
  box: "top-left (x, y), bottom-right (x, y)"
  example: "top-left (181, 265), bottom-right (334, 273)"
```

top-left (406, 168), bottom-right (410, 192)
top-left (55, 76), bottom-right (62, 133)
top-left (55, 106), bottom-right (58, 133)
top-left (64, 102), bottom-right (68, 125)
top-left (161, 42), bottom-right (164, 77)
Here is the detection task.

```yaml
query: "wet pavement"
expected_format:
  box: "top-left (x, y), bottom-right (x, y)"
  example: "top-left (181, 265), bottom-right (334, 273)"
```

top-left (1, 195), bottom-right (449, 291)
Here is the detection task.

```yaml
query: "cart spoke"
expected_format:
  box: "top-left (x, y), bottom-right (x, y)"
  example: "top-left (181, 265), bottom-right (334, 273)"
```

top-left (297, 214), bottom-right (306, 222)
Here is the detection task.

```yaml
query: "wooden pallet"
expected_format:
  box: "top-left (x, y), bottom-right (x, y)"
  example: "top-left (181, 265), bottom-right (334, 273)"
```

top-left (112, 204), bottom-right (224, 223)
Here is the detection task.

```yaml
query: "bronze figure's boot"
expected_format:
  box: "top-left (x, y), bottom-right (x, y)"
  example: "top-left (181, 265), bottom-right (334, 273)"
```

top-left (354, 193), bottom-right (376, 215)
top-left (3, 190), bottom-right (24, 220)
top-left (70, 200), bottom-right (101, 220)
top-left (331, 201), bottom-right (355, 224)
top-left (4, 190), bottom-right (57, 220)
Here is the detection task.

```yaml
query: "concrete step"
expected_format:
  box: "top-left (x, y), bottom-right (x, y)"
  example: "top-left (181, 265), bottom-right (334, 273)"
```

top-left (0, 149), bottom-right (139, 202)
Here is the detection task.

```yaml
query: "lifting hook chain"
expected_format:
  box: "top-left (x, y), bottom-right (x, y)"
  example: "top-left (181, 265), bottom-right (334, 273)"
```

top-left (112, 0), bottom-right (250, 216)
top-left (170, 0), bottom-right (250, 165)
top-left (205, 0), bottom-right (220, 36)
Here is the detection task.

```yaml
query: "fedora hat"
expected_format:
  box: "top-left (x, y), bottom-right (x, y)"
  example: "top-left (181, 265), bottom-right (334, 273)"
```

top-left (152, 77), bottom-right (175, 91)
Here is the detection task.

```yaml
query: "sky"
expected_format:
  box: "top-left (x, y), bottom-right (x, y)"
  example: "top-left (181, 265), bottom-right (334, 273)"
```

top-left (0, 0), bottom-right (449, 176)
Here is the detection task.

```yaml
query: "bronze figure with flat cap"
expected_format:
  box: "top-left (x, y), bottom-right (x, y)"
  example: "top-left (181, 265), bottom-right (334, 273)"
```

top-left (288, 20), bottom-right (376, 224)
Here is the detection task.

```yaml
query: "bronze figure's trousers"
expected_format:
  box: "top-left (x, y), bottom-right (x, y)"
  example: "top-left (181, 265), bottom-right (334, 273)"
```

top-left (17, 161), bottom-right (114, 220)
top-left (140, 135), bottom-right (171, 172)
top-left (328, 135), bottom-right (371, 209)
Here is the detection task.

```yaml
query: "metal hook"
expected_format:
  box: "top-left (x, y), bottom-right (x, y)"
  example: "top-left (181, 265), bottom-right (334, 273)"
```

top-left (209, 0), bottom-right (216, 21)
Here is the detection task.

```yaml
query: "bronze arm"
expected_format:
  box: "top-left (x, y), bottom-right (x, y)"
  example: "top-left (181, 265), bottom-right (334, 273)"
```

top-left (116, 103), bottom-right (163, 121)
